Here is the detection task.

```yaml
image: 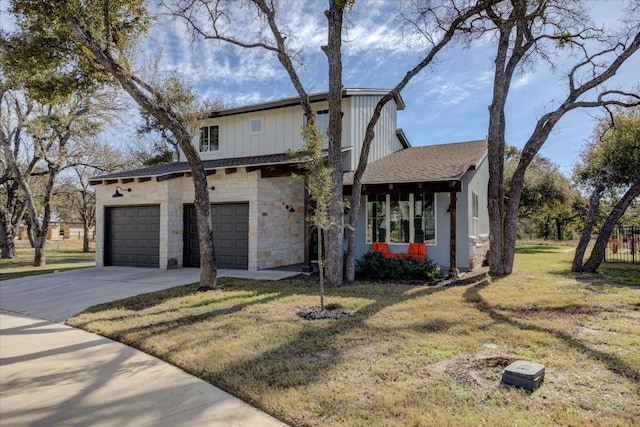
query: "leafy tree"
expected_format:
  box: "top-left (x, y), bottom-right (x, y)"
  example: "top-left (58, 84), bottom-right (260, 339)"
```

top-left (6, 0), bottom-right (220, 288)
top-left (504, 146), bottom-right (582, 240)
top-left (0, 86), bottom-right (32, 258)
top-left (572, 108), bottom-right (640, 272)
top-left (480, 0), bottom-right (640, 276)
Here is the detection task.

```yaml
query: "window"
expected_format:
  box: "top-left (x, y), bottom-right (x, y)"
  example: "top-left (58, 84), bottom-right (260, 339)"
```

top-left (199, 125), bottom-right (219, 152)
top-left (303, 110), bottom-right (329, 137)
top-left (366, 195), bottom-right (386, 243)
top-left (366, 193), bottom-right (436, 244)
top-left (472, 192), bottom-right (479, 237)
top-left (250, 118), bottom-right (263, 134)
top-left (414, 193), bottom-right (435, 244)
top-left (390, 194), bottom-right (411, 243)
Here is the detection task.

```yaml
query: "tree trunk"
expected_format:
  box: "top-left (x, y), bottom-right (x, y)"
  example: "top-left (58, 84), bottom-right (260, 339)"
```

top-left (555, 218), bottom-right (563, 241)
top-left (582, 180), bottom-right (640, 273)
top-left (0, 209), bottom-right (17, 258)
top-left (82, 222), bottom-right (90, 252)
top-left (318, 226), bottom-right (325, 311)
top-left (571, 180), bottom-right (606, 272)
top-left (321, 0), bottom-right (345, 287)
top-left (33, 229), bottom-right (46, 267)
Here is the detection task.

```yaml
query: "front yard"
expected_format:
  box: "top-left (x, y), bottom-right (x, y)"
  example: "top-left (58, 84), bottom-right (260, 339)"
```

top-left (68, 243), bottom-right (640, 426)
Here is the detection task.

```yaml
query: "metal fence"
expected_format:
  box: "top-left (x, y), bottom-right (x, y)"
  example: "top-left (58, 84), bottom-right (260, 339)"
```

top-left (604, 226), bottom-right (640, 264)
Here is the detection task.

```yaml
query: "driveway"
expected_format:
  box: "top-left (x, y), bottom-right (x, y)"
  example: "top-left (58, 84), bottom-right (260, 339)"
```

top-left (0, 267), bottom-right (289, 426)
top-left (0, 266), bottom-right (299, 323)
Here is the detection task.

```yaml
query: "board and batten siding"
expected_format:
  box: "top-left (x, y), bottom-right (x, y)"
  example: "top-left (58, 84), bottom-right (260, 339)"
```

top-left (193, 99), bottom-right (355, 161)
top-left (348, 95), bottom-right (402, 171)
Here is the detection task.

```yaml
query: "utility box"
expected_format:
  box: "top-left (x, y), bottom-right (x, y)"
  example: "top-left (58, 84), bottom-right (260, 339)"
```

top-left (502, 360), bottom-right (545, 391)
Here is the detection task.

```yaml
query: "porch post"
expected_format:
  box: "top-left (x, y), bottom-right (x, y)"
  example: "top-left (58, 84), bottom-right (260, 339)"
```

top-left (449, 191), bottom-right (458, 279)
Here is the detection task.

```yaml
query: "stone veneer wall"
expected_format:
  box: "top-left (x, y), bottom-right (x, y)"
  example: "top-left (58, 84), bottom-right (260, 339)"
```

top-left (469, 235), bottom-right (490, 270)
top-left (94, 168), bottom-right (304, 270)
top-left (257, 177), bottom-right (305, 269)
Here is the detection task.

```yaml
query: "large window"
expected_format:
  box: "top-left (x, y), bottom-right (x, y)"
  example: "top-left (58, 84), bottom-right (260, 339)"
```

top-left (390, 194), bottom-right (411, 243)
top-left (199, 125), bottom-right (219, 152)
top-left (366, 195), bottom-right (386, 243)
top-left (303, 110), bottom-right (329, 137)
top-left (366, 193), bottom-right (436, 244)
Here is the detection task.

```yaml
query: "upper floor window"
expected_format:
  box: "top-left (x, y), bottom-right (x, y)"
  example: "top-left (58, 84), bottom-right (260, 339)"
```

top-left (250, 118), bottom-right (263, 134)
top-left (199, 125), bottom-right (219, 152)
top-left (303, 110), bottom-right (329, 137)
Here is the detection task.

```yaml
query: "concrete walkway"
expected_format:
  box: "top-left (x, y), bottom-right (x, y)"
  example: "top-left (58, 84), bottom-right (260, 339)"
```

top-left (0, 267), bottom-right (291, 426)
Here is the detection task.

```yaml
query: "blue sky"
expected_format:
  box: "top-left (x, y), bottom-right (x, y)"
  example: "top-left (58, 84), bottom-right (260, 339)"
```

top-left (2, 0), bottom-right (638, 176)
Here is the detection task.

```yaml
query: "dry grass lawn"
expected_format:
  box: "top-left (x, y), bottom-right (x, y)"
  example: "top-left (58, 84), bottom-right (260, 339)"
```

top-left (68, 242), bottom-right (640, 427)
top-left (0, 240), bottom-right (95, 280)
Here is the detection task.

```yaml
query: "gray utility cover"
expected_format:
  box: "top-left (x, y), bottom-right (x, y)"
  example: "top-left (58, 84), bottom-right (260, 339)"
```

top-left (502, 360), bottom-right (545, 391)
top-left (185, 203), bottom-right (249, 269)
top-left (106, 205), bottom-right (160, 267)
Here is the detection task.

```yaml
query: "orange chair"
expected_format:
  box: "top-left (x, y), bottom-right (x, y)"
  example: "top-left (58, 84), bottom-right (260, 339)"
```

top-left (407, 243), bottom-right (427, 261)
top-left (371, 242), bottom-right (401, 259)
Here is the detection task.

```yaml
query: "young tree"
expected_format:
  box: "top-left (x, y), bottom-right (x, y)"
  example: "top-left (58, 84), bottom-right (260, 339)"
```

top-left (572, 108), bottom-right (640, 272)
top-left (480, 0), bottom-right (640, 276)
top-left (6, 1), bottom-right (220, 288)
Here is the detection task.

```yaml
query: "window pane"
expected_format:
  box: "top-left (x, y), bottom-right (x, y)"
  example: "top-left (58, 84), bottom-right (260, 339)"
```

top-left (389, 194), bottom-right (410, 243)
top-left (250, 118), bottom-right (262, 133)
top-left (366, 195), bottom-right (386, 243)
top-left (199, 127), bottom-right (209, 152)
top-left (316, 110), bottom-right (329, 135)
top-left (210, 126), bottom-right (219, 151)
top-left (414, 193), bottom-right (435, 244)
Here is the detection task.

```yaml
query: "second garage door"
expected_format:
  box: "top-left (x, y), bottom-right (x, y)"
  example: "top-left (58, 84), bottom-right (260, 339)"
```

top-left (106, 205), bottom-right (160, 267)
top-left (184, 203), bottom-right (249, 269)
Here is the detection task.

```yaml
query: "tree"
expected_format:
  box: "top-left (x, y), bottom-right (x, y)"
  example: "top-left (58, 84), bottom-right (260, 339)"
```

top-left (293, 124), bottom-right (344, 309)
top-left (572, 108), bottom-right (640, 272)
top-left (0, 86), bottom-right (31, 258)
top-left (6, 1), bottom-right (220, 288)
top-left (504, 146), bottom-right (582, 240)
top-left (481, 0), bottom-right (640, 276)
top-left (1, 89), bottom-right (118, 266)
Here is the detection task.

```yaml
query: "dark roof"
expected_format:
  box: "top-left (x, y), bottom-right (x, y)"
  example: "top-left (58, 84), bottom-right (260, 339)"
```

top-left (343, 139), bottom-right (487, 185)
top-left (91, 152), bottom-right (308, 181)
top-left (208, 88), bottom-right (405, 118)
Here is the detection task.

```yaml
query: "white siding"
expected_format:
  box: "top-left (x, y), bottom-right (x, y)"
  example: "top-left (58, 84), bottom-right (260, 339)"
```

top-left (349, 95), bottom-right (401, 171)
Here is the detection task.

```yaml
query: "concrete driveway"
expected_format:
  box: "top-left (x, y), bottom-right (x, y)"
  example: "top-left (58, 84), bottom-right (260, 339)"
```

top-left (0, 267), bottom-right (289, 426)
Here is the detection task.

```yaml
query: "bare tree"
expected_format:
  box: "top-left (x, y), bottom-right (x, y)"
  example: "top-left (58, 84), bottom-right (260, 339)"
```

top-left (478, 0), bottom-right (640, 276)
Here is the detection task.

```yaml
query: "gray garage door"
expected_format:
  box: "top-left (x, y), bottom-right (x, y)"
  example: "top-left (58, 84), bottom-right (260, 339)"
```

top-left (185, 203), bottom-right (249, 269)
top-left (106, 205), bottom-right (160, 267)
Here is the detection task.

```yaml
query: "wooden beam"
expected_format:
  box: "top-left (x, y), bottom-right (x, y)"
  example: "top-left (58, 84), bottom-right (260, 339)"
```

top-left (225, 167), bottom-right (237, 175)
top-left (353, 181), bottom-right (462, 195)
top-left (105, 179), bottom-right (118, 185)
top-left (89, 180), bottom-right (102, 185)
top-left (449, 191), bottom-right (458, 279)
top-left (205, 169), bottom-right (217, 176)
top-left (122, 178), bottom-right (134, 184)
top-left (138, 177), bottom-right (152, 183)
top-left (156, 172), bottom-right (185, 182)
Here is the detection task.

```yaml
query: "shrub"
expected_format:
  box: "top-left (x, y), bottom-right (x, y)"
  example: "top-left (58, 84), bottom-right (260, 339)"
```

top-left (355, 250), bottom-right (444, 281)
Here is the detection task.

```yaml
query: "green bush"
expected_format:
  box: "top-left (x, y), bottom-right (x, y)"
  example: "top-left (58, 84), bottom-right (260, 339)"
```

top-left (355, 250), bottom-right (444, 281)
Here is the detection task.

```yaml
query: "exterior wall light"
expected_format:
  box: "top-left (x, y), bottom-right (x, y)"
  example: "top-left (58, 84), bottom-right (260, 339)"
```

top-left (112, 186), bottom-right (131, 198)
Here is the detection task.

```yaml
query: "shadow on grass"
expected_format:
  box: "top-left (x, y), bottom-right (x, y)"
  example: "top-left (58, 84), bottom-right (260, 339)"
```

top-left (463, 280), bottom-right (640, 384)
top-left (514, 245), bottom-right (566, 254)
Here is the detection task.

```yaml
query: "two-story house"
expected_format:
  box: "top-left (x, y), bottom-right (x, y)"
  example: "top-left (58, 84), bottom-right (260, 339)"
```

top-left (90, 89), bottom-right (490, 274)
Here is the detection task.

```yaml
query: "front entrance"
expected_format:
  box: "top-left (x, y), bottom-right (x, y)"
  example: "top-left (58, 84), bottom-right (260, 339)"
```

top-left (184, 203), bottom-right (249, 269)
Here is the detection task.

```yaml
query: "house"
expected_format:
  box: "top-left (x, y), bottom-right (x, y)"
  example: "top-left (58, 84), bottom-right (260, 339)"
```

top-left (89, 89), bottom-right (489, 273)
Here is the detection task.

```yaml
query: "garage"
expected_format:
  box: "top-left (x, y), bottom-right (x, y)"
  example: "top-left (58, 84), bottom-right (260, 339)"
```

top-left (184, 203), bottom-right (249, 269)
top-left (105, 206), bottom-right (160, 267)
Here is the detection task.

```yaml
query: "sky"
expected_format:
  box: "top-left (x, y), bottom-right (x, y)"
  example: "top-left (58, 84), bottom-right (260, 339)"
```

top-left (2, 0), bottom-right (639, 176)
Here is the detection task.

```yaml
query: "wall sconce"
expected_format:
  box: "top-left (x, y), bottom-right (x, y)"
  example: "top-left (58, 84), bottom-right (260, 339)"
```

top-left (112, 186), bottom-right (131, 198)
top-left (209, 186), bottom-right (215, 191)
top-left (285, 204), bottom-right (295, 213)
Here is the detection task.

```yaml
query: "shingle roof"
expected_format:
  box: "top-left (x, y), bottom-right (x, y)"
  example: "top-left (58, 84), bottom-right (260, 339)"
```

top-left (91, 152), bottom-right (307, 181)
top-left (343, 139), bottom-right (487, 185)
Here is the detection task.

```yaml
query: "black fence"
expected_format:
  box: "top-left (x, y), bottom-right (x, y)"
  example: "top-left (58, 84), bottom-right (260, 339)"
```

top-left (604, 226), bottom-right (640, 264)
